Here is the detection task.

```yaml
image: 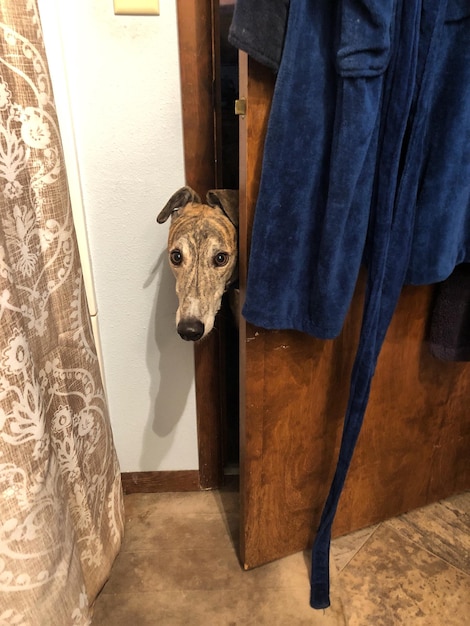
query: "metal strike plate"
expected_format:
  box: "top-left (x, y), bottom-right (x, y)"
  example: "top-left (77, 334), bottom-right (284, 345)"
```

top-left (235, 98), bottom-right (247, 117)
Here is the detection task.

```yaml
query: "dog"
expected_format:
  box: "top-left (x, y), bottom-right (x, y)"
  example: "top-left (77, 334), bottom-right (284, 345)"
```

top-left (157, 186), bottom-right (238, 341)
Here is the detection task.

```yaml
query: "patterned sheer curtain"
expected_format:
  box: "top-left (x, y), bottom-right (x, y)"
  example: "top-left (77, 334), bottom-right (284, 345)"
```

top-left (0, 1), bottom-right (124, 624)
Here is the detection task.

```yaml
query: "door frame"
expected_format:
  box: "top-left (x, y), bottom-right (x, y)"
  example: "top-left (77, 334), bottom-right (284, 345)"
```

top-left (176, 0), bottom-right (223, 489)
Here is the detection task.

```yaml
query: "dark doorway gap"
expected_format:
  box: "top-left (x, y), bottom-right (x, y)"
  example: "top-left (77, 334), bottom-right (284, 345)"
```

top-left (219, 1), bottom-right (240, 473)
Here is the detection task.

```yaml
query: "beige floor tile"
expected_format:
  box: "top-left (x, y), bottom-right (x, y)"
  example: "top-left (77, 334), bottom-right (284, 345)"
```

top-left (102, 548), bottom-right (314, 594)
top-left (447, 491), bottom-right (470, 515)
top-left (121, 489), bottom-right (239, 556)
top-left (93, 586), bottom-right (345, 626)
top-left (124, 486), bottom-right (238, 518)
top-left (385, 491), bottom-right (470, 574)
top-left (331, 524), bottom-right (380, 572)
top-left (93, 489), bottom-right (470, 625)
top-left (93, 485), bottom-right (347, 624)
top-left (337, 524), bottom-right (470, 626)
top-left (121, 509), bottom-right (238, 553)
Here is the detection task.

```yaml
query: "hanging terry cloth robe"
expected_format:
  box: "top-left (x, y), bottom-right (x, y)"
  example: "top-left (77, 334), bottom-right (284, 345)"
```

top-left (230, 0), bottom-right (470, 610)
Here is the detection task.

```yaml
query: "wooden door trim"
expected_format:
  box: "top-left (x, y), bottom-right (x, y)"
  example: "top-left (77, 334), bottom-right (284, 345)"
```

top-left (176, 0), bottom-right (223, 489)
top-left (237, 53), bottom-right (277, 565)
top-left (121, 470), bottom-right (200, 494)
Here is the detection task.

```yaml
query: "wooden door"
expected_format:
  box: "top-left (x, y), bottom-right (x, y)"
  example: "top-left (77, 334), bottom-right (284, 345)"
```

top-left (238, 53), bottom-right (470, 569)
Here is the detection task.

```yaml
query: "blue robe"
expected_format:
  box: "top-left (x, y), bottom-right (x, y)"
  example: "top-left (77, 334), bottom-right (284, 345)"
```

top-left (230, 0), bottom-right (470, 610)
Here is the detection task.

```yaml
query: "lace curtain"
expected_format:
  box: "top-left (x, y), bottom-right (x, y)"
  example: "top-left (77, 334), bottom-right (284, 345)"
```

top-left (0, 1), bottom-right (124, 624)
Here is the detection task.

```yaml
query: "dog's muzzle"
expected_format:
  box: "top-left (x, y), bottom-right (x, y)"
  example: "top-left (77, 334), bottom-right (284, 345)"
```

top-left (177, 318), bottom-right (205, 341)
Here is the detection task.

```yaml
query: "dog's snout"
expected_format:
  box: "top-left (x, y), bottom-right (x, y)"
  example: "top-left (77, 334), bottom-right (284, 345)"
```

top-left (177, 318), bottom-right (205, 342)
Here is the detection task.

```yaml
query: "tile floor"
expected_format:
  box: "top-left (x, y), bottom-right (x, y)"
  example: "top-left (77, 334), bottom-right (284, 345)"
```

top-left (92, 484), bottom-right (470, 625)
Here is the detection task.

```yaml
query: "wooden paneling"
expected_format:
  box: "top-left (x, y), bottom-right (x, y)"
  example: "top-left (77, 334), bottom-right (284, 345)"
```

top-left (176, 0), bottom-right (222, 489)
top-left (238, 53), bottom-right (277, 566)
top-left (238, 54), bottom-right (470, 569)
top-left (121, 471), bottom-right (200, 494)
top-left (176, 0), bottom-right (216, 194)
top-left (337, 283), bottom-right (470, 535)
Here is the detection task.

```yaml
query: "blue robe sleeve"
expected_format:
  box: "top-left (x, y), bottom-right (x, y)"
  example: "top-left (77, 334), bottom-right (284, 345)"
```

top-left (242, 0), bottom-right (395, 339)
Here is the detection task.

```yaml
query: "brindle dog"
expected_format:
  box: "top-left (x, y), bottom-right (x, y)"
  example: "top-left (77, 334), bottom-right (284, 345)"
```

top-left (157, 186), bottom-right (238, 341)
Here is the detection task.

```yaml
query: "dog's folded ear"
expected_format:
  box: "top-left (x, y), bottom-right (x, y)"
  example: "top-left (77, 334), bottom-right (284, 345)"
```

top-left (157, 186), bottom-right (201, 223)
top-left (206, 189), bottom-right (239, 227)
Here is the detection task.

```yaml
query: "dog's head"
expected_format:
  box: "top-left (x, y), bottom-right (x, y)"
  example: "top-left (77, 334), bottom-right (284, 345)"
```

top-left (157, 186), bottom-right (238, 341)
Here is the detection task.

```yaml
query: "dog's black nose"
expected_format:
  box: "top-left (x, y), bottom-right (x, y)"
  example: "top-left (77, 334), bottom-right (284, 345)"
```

top-left (177, 319), bottom-right (205, 341)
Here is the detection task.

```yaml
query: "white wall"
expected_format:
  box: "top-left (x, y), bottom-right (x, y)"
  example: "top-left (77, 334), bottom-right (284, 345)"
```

top-left (39, 0), bottom-right (199, 472)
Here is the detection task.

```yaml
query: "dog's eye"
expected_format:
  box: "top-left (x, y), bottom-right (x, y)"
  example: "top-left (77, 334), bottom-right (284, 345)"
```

top-left (214, 252), bottom-right (229, 267)
top-left (170, 249), bottom-right (183, 266)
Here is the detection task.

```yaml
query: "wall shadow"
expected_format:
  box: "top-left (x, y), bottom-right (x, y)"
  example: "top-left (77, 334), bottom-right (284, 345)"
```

top-left (142, 249), bottom-right (196, 468)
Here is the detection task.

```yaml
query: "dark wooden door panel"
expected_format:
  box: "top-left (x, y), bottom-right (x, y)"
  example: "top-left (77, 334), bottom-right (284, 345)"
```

top-left (238, 54), bottom-right (470, 569)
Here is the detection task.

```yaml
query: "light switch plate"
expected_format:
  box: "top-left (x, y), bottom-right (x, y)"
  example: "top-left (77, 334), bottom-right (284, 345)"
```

top-left (113, 0), bottom-right (160, 15)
